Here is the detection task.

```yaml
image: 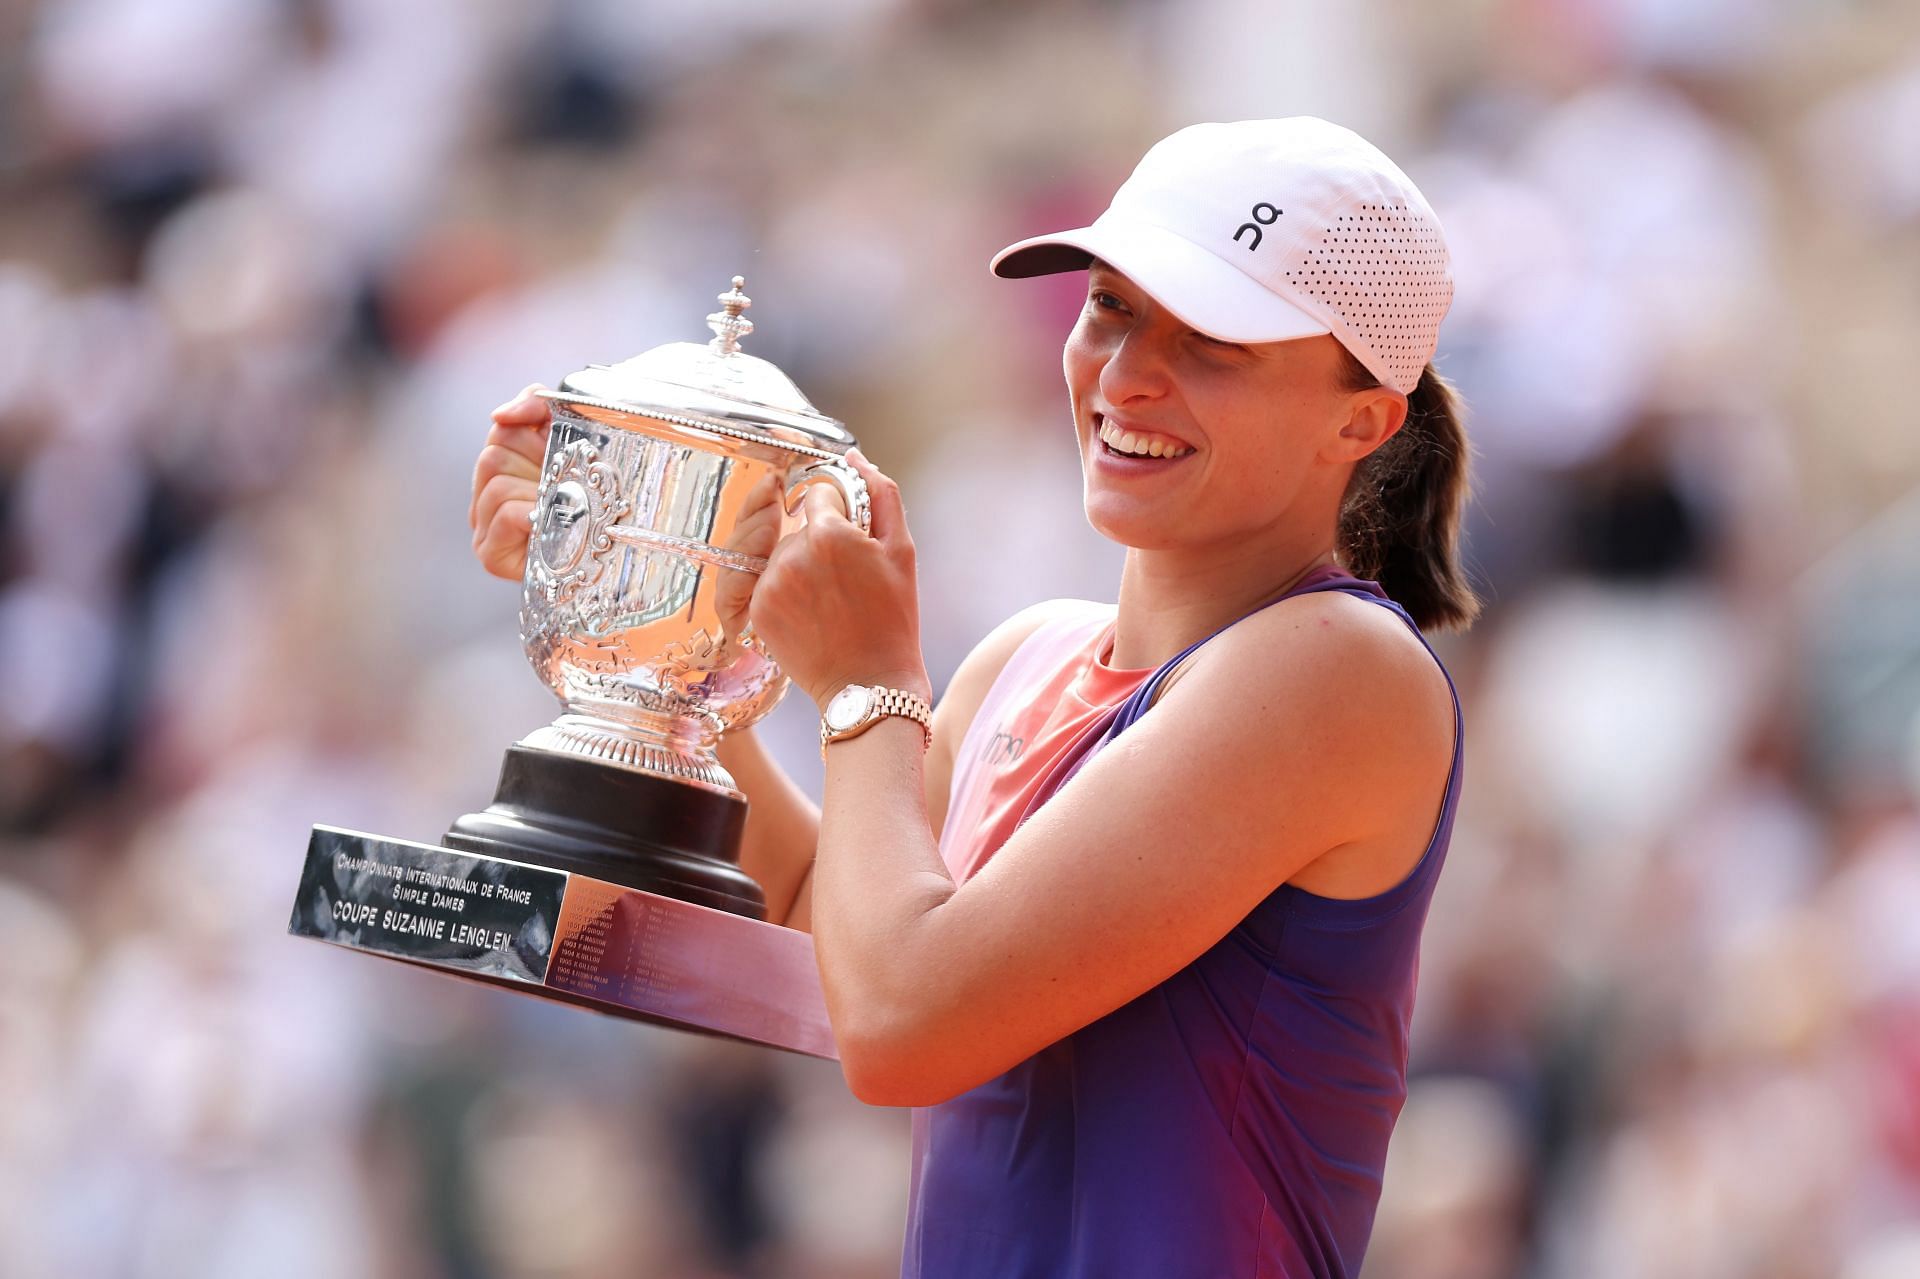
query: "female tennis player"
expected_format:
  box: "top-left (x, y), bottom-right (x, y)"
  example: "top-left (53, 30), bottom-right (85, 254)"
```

top-left (470, 117), bottom-right (1476, 1279)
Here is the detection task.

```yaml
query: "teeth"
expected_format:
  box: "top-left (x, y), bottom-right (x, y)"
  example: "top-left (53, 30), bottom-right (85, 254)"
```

top-left (1098, 420), bottom-right (1191, 459)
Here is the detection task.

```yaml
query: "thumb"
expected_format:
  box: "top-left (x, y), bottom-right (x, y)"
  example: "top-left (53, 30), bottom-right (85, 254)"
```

top-left (844, 447), bottom-right (907, 547)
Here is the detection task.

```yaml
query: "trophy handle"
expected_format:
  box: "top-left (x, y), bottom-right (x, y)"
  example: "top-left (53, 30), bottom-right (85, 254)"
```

top-left (785, 461), bottom-right (872, 536)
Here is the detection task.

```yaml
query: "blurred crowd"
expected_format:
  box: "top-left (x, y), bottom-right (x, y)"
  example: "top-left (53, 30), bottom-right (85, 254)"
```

top-left (2, 1), bottom-right (1919, 1276)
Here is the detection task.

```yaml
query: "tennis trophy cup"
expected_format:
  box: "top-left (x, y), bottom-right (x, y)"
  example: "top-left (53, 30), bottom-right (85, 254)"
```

top-left (289, 278), bottom-right (862, 1058)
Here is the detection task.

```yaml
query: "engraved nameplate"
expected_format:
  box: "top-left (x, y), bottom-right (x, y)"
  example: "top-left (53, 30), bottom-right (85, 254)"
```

top-left (290, 825), bottom-right (835, 1059)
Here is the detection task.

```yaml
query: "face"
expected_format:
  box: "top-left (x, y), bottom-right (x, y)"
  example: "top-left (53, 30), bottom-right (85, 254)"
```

top-left (1063, 261), bottom-right (1404, 554)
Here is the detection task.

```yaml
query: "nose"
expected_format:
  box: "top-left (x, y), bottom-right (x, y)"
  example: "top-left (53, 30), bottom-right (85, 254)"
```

top-left (1097, 320), bottom-right (1176, 407)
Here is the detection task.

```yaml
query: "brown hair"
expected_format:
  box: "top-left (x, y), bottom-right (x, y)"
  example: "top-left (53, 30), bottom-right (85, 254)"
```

top-left (1334, 351), bottom-right (1481, 633)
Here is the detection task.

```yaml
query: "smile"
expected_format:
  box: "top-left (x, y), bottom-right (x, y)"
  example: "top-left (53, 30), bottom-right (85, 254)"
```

top-left (1095, 417), bottom-right (1195, 459)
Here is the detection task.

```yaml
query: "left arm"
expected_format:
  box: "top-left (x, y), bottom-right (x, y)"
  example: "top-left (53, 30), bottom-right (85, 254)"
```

top-left (752, 456), bottom-right (1449, 1106)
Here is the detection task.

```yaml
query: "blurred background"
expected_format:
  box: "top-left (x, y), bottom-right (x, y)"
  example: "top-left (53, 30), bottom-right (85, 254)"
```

top-left (2, 0), bottom-right (1918, 1276)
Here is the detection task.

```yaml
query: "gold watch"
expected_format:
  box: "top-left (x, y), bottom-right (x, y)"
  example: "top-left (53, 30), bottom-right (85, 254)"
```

top-left (820, 683), bottom-right (934, 758)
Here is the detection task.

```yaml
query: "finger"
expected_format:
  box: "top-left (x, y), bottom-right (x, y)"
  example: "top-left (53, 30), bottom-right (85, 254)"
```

top-left (478, 499), bottom-right (535, 579)
top-left (484, 416), bottom-right (550, 476)
top-left (490, 383), bottom-right (551, 425)
top-left (469, 441), bottom-right (542, 527)
top-left (734, 471), bottom-right (784, 530)
top-left (473, 472), bottom-right (537, 546)
top-left (844, 447), bottom-right (906, 547)
top-left (725, 475), bottom-right (784, 560)
top-left (801, 479), bottom-right (852, 532)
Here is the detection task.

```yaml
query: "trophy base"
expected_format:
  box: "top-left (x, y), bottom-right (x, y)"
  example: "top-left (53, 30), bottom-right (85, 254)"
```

top-left (443, 745), bottom-right (764, 921)
top-left (289, 825), bottom-right (835, 1059)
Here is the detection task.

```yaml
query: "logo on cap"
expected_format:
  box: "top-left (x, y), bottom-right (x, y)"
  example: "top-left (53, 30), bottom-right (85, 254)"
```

top-left (1233, 202), bottom-right (1283, 250)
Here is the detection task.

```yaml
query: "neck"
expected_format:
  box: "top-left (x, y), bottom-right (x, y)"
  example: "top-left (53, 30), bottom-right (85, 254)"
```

top-left (1111, 533), bottom-right (1341, 670)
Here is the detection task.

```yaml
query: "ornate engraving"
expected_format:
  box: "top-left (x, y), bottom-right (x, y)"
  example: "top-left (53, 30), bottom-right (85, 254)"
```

top-left (529, 440), bottom-right (631, 606)
top-left (656, 627), bottom-right (724, 699)
top-left (565, 668), bottom-right (705, 717)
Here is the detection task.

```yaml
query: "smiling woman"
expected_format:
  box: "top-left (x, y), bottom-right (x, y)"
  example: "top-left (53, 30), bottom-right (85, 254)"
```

top-left (467, 115), bottom-right (1479, 1279)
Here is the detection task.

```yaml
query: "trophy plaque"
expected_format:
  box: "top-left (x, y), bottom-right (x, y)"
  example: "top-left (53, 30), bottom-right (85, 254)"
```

top-left (290, 279), bottom-right (864, 1059)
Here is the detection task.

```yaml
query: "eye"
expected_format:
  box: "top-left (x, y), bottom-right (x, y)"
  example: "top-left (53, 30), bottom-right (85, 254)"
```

top-left (1089, 289), bottom-right (1128, 313)
top-left (1194, 332), bottom-right (1249, 354)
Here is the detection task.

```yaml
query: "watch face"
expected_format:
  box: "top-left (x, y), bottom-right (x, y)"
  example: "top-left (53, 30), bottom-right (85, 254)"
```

top-left (825, 685), bottom-right (873, 732)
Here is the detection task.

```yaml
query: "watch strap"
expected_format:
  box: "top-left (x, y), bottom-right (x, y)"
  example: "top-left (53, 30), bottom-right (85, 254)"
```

top-left (820, 684), bottom-right (934, 758)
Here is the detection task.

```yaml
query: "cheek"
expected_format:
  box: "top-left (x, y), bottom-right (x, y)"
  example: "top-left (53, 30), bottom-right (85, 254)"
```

top-left (1062, 323), bottom-right (1097, 391)
top-left (1062, 345), bottom-right (1105, 434)
top-left (1189, 394), bottom-right (1295, 489)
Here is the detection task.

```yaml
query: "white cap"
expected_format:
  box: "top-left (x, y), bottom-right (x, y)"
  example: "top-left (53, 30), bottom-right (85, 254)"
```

top-left (992, 118), bottom-right (1452, 395)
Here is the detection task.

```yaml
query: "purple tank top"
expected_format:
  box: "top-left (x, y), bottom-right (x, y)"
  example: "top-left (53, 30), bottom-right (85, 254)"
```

top-left (903, 569), bottom-right (1465, 1279)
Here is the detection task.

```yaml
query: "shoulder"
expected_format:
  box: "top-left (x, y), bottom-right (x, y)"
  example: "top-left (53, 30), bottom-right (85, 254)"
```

top-left (1237, 588), bottom-right (1436, 670)
top-left (1186, 588), bottom-right (1444, 699)
top-left (1154, 591), bottom-right (1454, 833)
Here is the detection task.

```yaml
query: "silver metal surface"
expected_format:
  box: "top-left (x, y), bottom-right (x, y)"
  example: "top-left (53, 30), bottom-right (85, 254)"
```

top-left (551, 274), bottom-right (856, 457)
top-left (519, 278), bottom-right (869, 795)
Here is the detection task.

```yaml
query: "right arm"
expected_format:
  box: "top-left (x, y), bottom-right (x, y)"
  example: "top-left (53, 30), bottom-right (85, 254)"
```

top-left (468, 385), bottom-right (1064, 929)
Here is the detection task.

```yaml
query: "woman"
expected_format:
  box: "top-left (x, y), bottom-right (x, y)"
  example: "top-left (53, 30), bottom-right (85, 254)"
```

top-left (470, 117), bottom-right (1476, 1279)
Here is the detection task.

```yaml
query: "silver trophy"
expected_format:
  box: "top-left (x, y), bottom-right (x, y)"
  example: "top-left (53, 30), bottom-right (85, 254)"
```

top-left (440, 276), bottom-right (867, 917)
top-left (288, 279), bottom-right (854, 1056)
top-left (517, 275), bottom-right (865, 794)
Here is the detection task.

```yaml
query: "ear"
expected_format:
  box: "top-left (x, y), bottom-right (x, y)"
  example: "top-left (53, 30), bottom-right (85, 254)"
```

top-left (1330, 387), bottom-right (1408, 463)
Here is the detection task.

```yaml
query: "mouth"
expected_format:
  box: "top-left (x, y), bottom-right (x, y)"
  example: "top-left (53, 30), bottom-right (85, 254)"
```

top-left (1093, 413), bottom-right (1196, 462)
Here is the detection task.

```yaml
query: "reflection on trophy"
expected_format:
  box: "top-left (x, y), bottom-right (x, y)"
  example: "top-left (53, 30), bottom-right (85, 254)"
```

top-left (289, 278), bottom-right (856, 1057)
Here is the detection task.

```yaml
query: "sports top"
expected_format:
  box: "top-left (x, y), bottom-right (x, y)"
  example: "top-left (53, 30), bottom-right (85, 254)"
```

top-left (902, 566), bottom-right (1464, 1279)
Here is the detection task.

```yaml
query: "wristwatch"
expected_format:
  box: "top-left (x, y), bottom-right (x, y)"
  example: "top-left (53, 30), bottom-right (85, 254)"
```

top-left (820, 683), bottom-right (934, 758)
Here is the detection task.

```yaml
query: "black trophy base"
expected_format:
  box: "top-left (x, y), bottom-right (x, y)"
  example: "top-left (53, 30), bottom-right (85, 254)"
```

top-left (443, 745), bottom-right (764, 920)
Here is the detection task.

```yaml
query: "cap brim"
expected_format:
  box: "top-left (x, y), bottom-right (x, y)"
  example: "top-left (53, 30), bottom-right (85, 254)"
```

top-left (990, 219), bottom-right (1331, 346)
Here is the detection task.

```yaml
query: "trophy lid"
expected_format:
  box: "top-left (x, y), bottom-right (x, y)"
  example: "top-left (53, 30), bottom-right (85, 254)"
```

top-left (549, 277), bottom-right (855, 458)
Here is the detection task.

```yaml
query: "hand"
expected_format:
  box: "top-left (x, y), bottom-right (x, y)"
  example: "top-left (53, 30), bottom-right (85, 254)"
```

top-left (715, 470), bottom-right (784, 641)
top-left (469, 383), bottom-right (551, 581)
top-left (750, 449), bottom-right (931, 709)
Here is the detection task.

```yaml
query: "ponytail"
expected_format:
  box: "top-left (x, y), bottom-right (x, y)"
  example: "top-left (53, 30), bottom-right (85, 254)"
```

top-left (1335, 358), bottom-right (1481, 633)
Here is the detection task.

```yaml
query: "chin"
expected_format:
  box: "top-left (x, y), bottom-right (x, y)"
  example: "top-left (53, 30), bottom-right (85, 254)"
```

top-left (1082, 494), bottom-right (1188, 551)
